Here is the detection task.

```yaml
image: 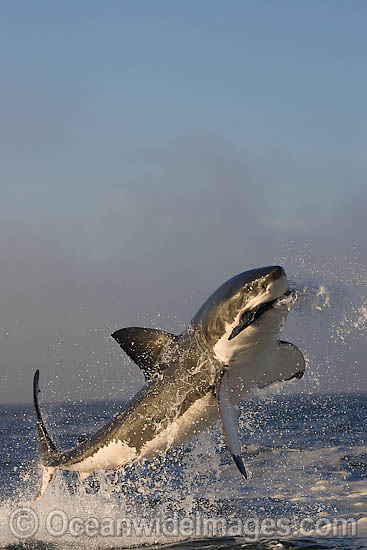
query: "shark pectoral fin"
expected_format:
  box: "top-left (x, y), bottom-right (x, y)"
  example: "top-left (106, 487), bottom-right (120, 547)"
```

top-left (279, 340), bottom-right (306, 380)
top-left (258, 340), bottom-right (306, 388)
top-left (111, 327), bottom-right (178, 381)
top-left (217, 370), bottom-right (248, 480)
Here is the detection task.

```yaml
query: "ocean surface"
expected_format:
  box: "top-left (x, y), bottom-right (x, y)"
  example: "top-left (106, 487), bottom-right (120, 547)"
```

top-left (0, 393), bottom-right (366, 550)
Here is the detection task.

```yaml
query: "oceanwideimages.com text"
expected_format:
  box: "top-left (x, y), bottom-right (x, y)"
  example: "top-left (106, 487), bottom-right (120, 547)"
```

top-left (9, 507), bottom-right (358, 541)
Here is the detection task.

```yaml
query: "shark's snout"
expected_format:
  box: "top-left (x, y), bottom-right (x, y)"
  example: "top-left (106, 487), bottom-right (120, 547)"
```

top-left (267, 266), bottom-right (288, 295)
top-left (243, 266), bottom-right (288, 313)
top-left (268, 265), bottom-right (285, 282)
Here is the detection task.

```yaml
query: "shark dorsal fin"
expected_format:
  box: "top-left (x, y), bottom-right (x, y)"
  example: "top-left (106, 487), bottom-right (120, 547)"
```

top-left (111, 327), bottom-right (178, 381)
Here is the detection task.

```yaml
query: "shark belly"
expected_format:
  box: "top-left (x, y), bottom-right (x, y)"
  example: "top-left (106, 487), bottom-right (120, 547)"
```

top-left (140, 391), bottom-right (218, 460)
top-left (63, 386), bottom-right (218, 473)
top-left (225, 347), bottom-right (276, 404)
top-left (64, 392), bottom-right (217, 472)
top-left (214, 307), bottom-right (286, 405)
top-left (65, 440), bottom-right (137, 472)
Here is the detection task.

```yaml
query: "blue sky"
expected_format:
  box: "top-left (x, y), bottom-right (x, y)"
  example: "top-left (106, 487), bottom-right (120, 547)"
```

top-left (0, 2), bottom-right (366, 402)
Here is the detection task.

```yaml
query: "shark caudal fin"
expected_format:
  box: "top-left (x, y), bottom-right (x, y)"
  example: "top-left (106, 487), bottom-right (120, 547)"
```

top-left (33, 370), bottom-right (58, 458)
top-left (33, 370), bottom-right (57, 500)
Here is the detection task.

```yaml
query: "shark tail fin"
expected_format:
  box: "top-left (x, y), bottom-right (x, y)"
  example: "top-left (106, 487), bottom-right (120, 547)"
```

top-left (34, 466), bottom-right (56, 501)
top-left (33, 370), bottom-right (58, 461)
top-left (33, 370), bottom-right (59, 500)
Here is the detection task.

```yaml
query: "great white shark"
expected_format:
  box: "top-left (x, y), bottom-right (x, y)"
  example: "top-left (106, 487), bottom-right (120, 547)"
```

top-left (33, 265), bottom-right (305, 500)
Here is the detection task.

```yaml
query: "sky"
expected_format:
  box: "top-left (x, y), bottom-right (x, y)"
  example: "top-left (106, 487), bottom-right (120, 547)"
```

top-left (0, 1), bottom-right (366, 404)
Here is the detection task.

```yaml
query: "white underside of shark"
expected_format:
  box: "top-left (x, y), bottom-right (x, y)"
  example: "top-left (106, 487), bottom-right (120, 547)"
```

top-left (68, 392), bottom-right (218, 475)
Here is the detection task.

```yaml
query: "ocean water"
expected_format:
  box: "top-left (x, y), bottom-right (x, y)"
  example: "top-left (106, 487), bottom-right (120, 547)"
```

top-left (0, 393), bottom-right (366, 549)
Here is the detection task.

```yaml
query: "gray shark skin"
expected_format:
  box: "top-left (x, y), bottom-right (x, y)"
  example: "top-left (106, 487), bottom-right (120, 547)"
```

top-left (33, 266), bottom-right (305, 500)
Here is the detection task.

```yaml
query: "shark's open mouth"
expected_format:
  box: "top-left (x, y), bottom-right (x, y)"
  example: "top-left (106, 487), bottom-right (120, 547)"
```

top-left (228, 297), bottom-right (280, 341)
